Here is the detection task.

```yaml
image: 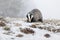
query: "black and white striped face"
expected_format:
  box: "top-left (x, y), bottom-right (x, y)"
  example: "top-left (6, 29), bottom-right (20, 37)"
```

top-left (27, 14), bottom-right (33, 22)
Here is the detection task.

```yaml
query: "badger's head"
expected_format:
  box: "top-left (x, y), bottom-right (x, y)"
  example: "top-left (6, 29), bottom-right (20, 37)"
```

top-left (26, 14), bottom-right (33, 22)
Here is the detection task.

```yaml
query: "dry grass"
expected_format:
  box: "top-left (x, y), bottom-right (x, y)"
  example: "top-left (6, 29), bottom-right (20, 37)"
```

top-left (3, 31), bottom-right (15, 35)
top-left (3, 31), bottom-right (11, 35)
top-left (0, 21), bottom-right (6, 26)
top-left (38, 26), bottom-right (43, 29)
top-left (43, 19), bottom-right (60, 25)
top-left (20, 28), bottom-right (35, 34)
top-left (16, 34), bottom-right (23, 37)
top-left (15, 23), bottom-right (22, 26)
top-left (4, 26), bottom-right (10, 31)
top-left (30, 24), bottom-right (37, 28)
top-left (56, 29), bottom-right (60, 32)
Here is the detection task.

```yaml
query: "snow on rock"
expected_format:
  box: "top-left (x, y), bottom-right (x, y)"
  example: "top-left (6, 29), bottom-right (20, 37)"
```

top-left (0, 17), bottom-right (60, 40)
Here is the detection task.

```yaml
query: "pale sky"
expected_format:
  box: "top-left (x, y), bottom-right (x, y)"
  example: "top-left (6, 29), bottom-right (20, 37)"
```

top-left (0, 0), bottom-right (60, 19)
top-left (33, 0), bottom-right (60, 19)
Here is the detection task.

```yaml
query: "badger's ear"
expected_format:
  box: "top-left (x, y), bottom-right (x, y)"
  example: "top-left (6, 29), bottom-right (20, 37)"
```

top-left (26, 14), bottom-right (28, 18)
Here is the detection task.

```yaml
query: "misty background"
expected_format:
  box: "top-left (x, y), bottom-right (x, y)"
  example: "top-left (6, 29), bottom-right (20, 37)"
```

top-left (0, 0), bottom-right (60, 19)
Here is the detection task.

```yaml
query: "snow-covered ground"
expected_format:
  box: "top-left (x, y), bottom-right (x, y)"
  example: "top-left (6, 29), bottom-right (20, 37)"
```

top-left (0, 17), bottom-right (60, 40)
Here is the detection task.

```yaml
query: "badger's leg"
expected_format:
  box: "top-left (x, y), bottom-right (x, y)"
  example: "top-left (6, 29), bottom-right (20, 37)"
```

top-left (38, 19), bottom-right (43, 22)
top-left (31, 18), bottom-right (36, 22)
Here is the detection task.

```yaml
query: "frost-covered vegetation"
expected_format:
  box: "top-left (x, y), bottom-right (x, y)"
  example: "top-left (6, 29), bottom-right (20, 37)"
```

top-left (0, 17), bottom-right (60, 40)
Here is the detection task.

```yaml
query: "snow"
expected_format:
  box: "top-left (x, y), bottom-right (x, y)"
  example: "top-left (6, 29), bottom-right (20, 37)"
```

top-left (0, 17), bottom-right (60, 40)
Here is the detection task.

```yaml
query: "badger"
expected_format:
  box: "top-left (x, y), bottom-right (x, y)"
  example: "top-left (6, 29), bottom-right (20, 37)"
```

top-left (26, 9), bottom-right (43, 22)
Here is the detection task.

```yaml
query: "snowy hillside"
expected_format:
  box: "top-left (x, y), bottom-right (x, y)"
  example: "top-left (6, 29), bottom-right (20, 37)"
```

top-left (0, 17), bottom-right (60, 40)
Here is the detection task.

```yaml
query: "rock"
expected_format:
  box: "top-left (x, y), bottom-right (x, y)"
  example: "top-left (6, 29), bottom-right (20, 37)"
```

top-left (44, 34), bottom-right (50, 38)
top-left (11, 38), bottom-right (14, 39)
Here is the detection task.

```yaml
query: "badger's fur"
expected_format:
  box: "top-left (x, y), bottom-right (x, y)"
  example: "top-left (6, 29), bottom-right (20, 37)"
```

top-left (26, 9), bottom-right (43, 22)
